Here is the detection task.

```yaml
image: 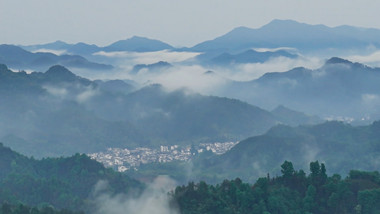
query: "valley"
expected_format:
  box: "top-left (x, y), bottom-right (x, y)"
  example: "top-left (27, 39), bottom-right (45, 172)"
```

top-left (1, 4), bottom-right (380, 212)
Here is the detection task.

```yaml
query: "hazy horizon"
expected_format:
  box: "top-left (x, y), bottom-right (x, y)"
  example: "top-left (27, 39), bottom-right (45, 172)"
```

top-left (1, 0), bottom-right (380, 47)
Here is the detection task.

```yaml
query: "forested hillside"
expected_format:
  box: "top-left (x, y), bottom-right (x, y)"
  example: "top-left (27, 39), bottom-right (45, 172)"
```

top-left (0, 203), bottom-right (84, 214)
top-left (0, 143), bottom-right (142, 211)
top-left (2, 144), bottom-right (380, 214)
top-left (172, 161), bottom-right (380, 214)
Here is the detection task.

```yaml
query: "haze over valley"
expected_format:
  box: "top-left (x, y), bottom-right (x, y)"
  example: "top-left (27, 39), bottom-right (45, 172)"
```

top-left (2, 18), bottom-right (380, 175)
top-left (2, 1), bottom-right (380, 212)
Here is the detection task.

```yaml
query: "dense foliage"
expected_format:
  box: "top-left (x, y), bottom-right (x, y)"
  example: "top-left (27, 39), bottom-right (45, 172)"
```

top-left (0, 143), bottom-right (142, 211)
top-left (0, 203), bottom-right (83, 214)
top-left (172, 161), bottom-right (380, 214)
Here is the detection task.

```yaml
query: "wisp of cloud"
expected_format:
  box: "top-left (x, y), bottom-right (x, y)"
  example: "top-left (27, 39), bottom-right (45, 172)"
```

top-left (91, 176), bottom-right (179, 214)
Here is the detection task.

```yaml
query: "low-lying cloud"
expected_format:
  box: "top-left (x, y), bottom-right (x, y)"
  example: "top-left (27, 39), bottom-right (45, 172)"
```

top-left (253, 47), bottom-right (298, 53)
top-left (361, 93), bottom-right (380, 114)
top-left (43, 85), bottom-right (69, 98)
top-left (91, 176), bottom-right (179, 214)
top-left (346, 50), bottom-right (380, 67)
top-left (33, 49), bottom-right (67, 55)
top-left (138, 65), bottom-right (228, 94)
top-left (222, 56), bottom-right (323, 81)
top-left (77, 51), bottom-right (325, 96)
top-left (94, 50), bottom-right (200, 64)
top-left (76, 87), bottom-right (99, 103)
top-left (42, 84), bottom-right (99, 103)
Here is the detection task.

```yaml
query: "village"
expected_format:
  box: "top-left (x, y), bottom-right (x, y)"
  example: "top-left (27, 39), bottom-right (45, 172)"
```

top-left (88, 141), bottom-right (238, 172)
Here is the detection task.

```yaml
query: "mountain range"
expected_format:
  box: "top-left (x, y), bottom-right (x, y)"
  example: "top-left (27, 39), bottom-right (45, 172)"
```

top-left (197, 49), bottom-right (298, 66)
top-left (18, 19), bottom-right (380, 57)
top-left (130, 120), bottom-right (380, 184)
top-left (3, 17), bottom-right (380, 214)
top-left (0, 64), bottom-right (320, 157)
top-left (3, 18), bottom-right (380, 187)
top-left (0, 44), bottom-right (113, 71)
top-left (5, 19), bottom-right (380, 76)
top-left (191, 19), bottom-right (380, 53)
top-left (203, 120), bottom-right (380, 182)
top-left (131, 61), bottom-right (172, 74)
top-left (22, 36), bottom-right (173, 55)
top-left (219, 57), bottom-right (380, 122)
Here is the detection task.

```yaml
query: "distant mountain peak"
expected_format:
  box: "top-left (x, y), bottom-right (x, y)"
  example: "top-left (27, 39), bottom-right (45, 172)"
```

top-left (192, 19), bottom-right (380, 52)
top-left (34, 40), bottom-right (70, 50)
top-left (325, 57), bottom-right (353, 65)
top-left (228, 20), bottom-right (309, 34)
top-left (105, 36), bottom-right (173, 52)
top-left (154, 61), bottom-right (171, 65)
top-left (266, 19), bottom-right (301, 26)
top-left (52, 40), bottom-right (68, 45)
top-left (133, 83), bottom-right (164, 95)
top-left (131, 61), bottom-right (172, 74)
top-left (227, 20), bottom-right (314, 35)
top-left (204, 70), bottom-right (215, 75)
top-left (261, 19), bottom-right (329, 32)
top-left (45, 65), bottom-right (77, 81)
top-left (46, 64), bottom-right (72, 73)
top-left (265, 19), bottom-right (323, 27)
top-left (129, 36), bottom-right (151, 41)
top-left (229, 26), bottom-right (252, 33)
top-left (0, 44), bottom-right (30, 54)
top-left (325, 57), bottom-right (372, 70)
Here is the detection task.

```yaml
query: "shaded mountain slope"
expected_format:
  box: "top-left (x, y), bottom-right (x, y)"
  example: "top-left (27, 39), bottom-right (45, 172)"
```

top-left (131, 120), bottom-right (380, 184)
top-left (0, 44), bottom-right (112, 71)
top-left (23, 36), bottom-right (173, 55)
top-left (198, 121), bottom-right (380, 182)
top-left (104, 36), bottom-right (173, 52)
top-left (192, 19), bottom-right (380, 52)
top-left (131, 61), bottom-right (172, 74)
top-left (0, 64), bottom-right (318, 157)
top-left (222, 57), bottom-right (380, 121)
top-left (85, 84), bottom-right (279, 144)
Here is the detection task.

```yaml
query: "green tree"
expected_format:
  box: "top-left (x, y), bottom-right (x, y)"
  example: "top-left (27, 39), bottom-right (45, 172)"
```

top-left (358, 188), bottom-right (380, 214)
top-left (281, 161), bottom-right (295, 179)
top-left (303, 185), bottom-right (317, 213)
top-left (1, 202), bottom-right (12, 214)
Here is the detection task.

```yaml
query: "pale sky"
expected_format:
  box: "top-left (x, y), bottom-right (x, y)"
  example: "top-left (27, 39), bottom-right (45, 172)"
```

top-left (1, 0), bottom-right (380, 47)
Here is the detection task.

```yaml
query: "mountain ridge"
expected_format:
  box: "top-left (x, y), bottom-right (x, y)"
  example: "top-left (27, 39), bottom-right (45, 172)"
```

top-left (0, 44), bottom-right (113, 71)
top-left (0, 64), bottom-right (321, 157)
top-left (18, 19), bottom-right (380, 55)
top-left (220, 57), bottom-right (380, 121)
top-left (22, 36), bottom-right (174, 55)
top-left (133, 120), bottom-right (380, 184)
top-left (191, 19), bottom-right (380, 52)
top-left (104, 36), bottom-right (173, 52)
